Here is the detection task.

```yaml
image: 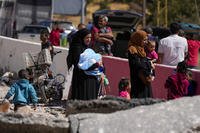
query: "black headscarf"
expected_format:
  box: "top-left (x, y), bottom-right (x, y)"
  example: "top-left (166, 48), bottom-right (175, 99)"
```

top-left (67, 28), bottom-right (91, 70)
top-left (71, 28), bottom-right (91, 45)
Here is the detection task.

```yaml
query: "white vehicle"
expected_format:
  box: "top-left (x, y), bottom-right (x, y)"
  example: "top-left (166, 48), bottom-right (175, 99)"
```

top-left (38, 20), bottom-right (76, 36)
top-left (17, 25), bottom-right (51, 43)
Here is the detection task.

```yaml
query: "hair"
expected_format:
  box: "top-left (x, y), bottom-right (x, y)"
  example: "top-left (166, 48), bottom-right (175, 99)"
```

top-left (18, 69), bottom-right (29, 79)
top-left (53, 21), bottom-right (59, 25)
top-left (147, 40), bottom-right (156, 47)
top-left (187, 70), bottom-right (193, 78)
top-left (177, 61), bottom-right (188, 74)
top-left (186, 32), bottom-right (194, 40)
top-left (99, 15), bottom-right (108, 22)
top-left (178, 29), bottom-right (185, 37)
top-left (77, 23), bottom-right (86, 30)
top-left (40, 29), bottom-right (49, 37)
top-left (71, 28), bottom-right (91, 44)
top-left (170, 22), bottom-right (181, 34)
top-left (118, 77), bottom-right (130, 92)
top-left (144, 27), bottom-right (153, 34)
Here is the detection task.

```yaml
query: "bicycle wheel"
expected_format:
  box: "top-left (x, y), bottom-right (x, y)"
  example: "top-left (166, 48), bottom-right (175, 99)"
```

top-left (53, 74), bottom-right (65, 85)
top-left (39, 85), bottom-right (48, 103)
top-left (52, 85), bottom-right (63, 101)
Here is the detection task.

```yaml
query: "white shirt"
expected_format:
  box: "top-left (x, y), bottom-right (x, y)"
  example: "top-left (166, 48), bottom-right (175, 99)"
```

top-left (158, 34), bottom-right (188, 66)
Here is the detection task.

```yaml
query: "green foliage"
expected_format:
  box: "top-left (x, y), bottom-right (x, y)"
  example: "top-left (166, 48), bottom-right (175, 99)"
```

top-left (147, 0), bottom-right (200, 26)
top-left (100, 1), bottom-right (109, 9)
top-left (87, 0), bottom-right (200, 26)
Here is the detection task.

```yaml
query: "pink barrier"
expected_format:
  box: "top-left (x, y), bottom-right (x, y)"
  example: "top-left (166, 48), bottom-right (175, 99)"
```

top-left (103, 56), bottom-right (200, 99)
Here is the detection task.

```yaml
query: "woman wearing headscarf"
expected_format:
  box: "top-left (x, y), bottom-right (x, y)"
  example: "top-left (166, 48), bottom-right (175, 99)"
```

top-left (128, 30), bottom-right (154, 98)
top-left (67, 28), bottom-right (99, 100)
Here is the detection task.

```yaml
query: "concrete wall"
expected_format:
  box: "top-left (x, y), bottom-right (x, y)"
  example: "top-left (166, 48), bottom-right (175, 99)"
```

top-left (0, 36), bottom-right (68, 75)
top-left (1, 36), bottom-right (200, 99)
top-left (0, 36), bottom-right (72, 99)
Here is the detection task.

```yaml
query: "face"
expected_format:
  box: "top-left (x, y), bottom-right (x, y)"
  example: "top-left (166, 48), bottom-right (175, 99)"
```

top-left (40, 34), bottom-right (48, 43)
top-left (53, 24), bottom-right (59, 29)
top-left (142, 36), bottom-right (148, 46)
top-left (84, 34), bottom-right (92, 45)
top-left (186, 72), bottom-right (192, 80)
top-left (98, 18), bottom-right (107, 28)
top-left (147, 41), bottom-right (156, 52)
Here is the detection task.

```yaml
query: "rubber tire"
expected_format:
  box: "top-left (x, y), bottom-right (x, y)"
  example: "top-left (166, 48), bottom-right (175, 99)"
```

top-left (40, 85), bottom-right (48, 103)
top-left (52, 85), bottom-right (63, 101)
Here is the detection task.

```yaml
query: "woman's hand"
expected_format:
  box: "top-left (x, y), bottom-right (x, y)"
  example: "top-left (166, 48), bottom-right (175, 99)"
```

top-left (150, 61), bottom-right (155, 69)
top-left (100, 74), bottom-right (105, 83)
top-left (139, 70), bottom-right (154, 85)
top-left (146, 75), bottom-right (155, 82)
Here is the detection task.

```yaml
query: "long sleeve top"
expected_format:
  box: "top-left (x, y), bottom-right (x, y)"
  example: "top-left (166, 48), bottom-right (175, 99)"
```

top-left (5, 79), bottom-right (38, 105)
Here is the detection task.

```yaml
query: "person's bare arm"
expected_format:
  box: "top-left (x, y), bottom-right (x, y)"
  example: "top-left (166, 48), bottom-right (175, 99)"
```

top-left (94, 32), bottom-right (113, 45)
top-left (98, 37), bottom-right (113, 45)
top-left (99, 31), bottom-right (113, 39)
top-left (184, 52), bottom-right (189, 61)
top-left (157, 53), bottom-right (164, 64)
top-left (49, 46), bottom-right (53, 51)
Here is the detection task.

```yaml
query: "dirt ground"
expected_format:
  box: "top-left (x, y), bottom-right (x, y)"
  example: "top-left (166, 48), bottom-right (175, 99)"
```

top-left (0, 84), bottom-right (66, 118)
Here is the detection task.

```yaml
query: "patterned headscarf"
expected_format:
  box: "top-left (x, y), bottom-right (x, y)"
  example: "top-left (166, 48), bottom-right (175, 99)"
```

top-left (128, 30), bottom-right (147, 57)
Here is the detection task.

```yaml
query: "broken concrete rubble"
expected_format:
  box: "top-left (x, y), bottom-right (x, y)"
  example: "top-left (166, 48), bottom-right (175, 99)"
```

top-left (66, 96), bottom-right (165, 116)
top-left (0, 112), bottom-right (69, 133)
top-left (1, 82), bottom-right (200, 133)
top-left (68, 96), bottom-right (200, 133)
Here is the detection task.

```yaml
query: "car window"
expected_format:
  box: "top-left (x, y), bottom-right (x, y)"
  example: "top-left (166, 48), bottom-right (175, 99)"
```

top-left (36, 27), bottom-right (49, 33)
top-left (22, 27), bottom-right (36, 33)
top-left (22, 26), bottom-right (49, 34)
top-left (59, 23), bottom-right (73, 30)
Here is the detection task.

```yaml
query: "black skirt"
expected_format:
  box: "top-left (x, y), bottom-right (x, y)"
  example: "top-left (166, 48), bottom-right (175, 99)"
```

top-left (71, 67), bottom-right (99, 100)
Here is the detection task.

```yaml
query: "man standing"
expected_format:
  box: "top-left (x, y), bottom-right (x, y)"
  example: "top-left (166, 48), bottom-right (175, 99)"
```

top-left (49, 22), bottom-right (63, 47)
top-left (158, 22), bottom-right (188, 66)
top-left (185, 33), bottom-right (200, 69)
top-left (92, 15), bottom-right (113, 55)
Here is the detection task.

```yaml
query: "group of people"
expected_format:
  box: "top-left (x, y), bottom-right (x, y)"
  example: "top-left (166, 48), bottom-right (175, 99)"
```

top-left (0, 15), bottom-right (114, 112)
top-left (66, 15), bottom-right (114, 100)
top-left (1, 28), bottom-right (56, 112)
top-left (127, 22), bottom-right (198, 100)
top-left (1, 16), bottom-right (199, 113)
top-left (66, 15), bottom-right (160, 100)
top-left (65, 20), bottom-right (197, 101)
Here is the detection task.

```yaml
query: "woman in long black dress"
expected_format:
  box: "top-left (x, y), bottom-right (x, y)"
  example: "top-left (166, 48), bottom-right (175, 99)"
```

top-left (128, 30), bottom-right (154, 98)
top-left (67, 28), bottom-right (99, 100)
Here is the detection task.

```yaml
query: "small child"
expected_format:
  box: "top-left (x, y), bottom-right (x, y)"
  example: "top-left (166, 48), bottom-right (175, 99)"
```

top-left (186, 70), bottom-right (197, 96)
top-left (145, 39), bottom-right (158, 62)
top-left (4, 69), bottom-right (38, 112)
top-left (118, 77), bottom-right (131, 100)
top-left (40, 29), bottom-right (54, 60)
top-left (40, 30), bottom-right (54, 78)
top-left (78, 48), bottom-right (109, 98)
top-left (145, 38), bottom-right (158, 80)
